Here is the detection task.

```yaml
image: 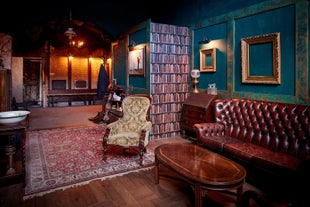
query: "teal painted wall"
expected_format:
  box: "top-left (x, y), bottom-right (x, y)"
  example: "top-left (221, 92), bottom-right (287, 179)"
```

top-left (157, 0), bottom-right (270, 28)
top-left (189, 0), bottom-right (308, 104)
top-left (234, 5), bottom-right (295, 95)
top-left (128, 28), bottom-right (148, 90)
top-left (112, 37), bottom-right (127, 87)
top-left (113, 0), bottom-right (309, 104)
top-left (111, 20), bottom-right (150, 94)
top-left (194, 23), bottom-right (227, 90)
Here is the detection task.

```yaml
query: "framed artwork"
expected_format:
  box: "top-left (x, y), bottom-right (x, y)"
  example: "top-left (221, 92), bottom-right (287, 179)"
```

top-left (200, 48), bottom-right (216, 72)
top-left (241, 32), bottom-right (281, 84)
top-left (128, 46), bottom-right (145, 76)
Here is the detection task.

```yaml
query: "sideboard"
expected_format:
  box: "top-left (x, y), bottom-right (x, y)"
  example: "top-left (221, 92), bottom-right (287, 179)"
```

top-left (181, 93), bottom-right (217, 141)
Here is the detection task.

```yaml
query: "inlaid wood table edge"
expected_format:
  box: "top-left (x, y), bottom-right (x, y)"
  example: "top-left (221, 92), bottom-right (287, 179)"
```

top-left (154, 143), bottom-right (246, 207)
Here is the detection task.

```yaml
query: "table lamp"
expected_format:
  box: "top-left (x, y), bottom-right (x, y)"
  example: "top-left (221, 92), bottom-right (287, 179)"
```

top-left (191, 69), bottom-right (200, 93)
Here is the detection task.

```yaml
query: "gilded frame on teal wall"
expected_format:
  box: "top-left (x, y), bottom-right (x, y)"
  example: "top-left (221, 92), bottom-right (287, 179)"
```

top-left (241, 32), bottom-right (281, 84)
top-left (200, 48), bottom-right (216, 72)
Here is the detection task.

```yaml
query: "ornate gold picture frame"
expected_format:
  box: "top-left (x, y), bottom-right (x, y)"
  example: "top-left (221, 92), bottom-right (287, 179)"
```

top-left (241, 32), bottom-right (281, 84)
top-left (200, 48), bottom-right (216, 72)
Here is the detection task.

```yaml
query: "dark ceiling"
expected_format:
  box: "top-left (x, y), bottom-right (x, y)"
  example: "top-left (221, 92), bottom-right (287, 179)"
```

top-left (1, 0), bottom-right (185, 55)
top-left (1, 0), bottom-right (182, 39)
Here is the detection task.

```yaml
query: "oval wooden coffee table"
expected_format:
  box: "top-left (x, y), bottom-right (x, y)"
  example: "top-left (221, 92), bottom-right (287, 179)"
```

top-left (154, 143), bottom-right (246, 207)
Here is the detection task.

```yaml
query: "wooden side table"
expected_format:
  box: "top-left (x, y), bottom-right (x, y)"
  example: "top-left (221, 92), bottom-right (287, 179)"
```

top-left (0, 121), bottom-right (28, 186)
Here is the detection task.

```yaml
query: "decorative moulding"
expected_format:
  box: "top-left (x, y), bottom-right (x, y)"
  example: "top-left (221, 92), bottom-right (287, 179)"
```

top-left (200, 48), bottom-right (216, 72)
top-left (241, 32), bottom-right (281, 84)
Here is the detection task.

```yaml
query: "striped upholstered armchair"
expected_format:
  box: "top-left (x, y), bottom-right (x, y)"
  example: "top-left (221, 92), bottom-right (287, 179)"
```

top-left (102, 94), bottom-right (152, 165)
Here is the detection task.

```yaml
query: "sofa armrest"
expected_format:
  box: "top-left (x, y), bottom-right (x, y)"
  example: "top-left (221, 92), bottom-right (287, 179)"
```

top-left (193, 123), bottom-right (224, 139)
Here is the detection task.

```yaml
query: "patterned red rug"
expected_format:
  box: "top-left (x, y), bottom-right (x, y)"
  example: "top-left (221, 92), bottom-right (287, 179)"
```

top-left (23, 125), bottom-right (155, 200)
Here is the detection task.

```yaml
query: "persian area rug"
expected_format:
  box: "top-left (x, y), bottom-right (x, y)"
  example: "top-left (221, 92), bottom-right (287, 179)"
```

top-left (23, 125), bottom-right (155, 200)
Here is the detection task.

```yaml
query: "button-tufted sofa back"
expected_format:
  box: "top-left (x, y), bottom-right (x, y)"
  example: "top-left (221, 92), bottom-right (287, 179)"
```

top-left (213, 98), bottom-right (310, 159)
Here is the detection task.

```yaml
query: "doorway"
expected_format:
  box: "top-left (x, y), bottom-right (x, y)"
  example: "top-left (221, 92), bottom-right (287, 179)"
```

top-left (23, 58), bottom-right (42, 106)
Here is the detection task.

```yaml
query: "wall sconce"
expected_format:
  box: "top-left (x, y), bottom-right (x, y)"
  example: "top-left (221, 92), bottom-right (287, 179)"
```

top-left (191, 69), bottom-right (200, 93)
top-left (128, 41), bottom-right (136, 51)
top-left (198, 38), bottom-right (211, 45)
top-left (68, 55), bottom-right (73, 60)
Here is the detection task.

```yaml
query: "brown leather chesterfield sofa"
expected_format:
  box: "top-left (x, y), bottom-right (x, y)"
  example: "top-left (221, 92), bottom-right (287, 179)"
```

top-left (193, 98), bottom-right (310, 206)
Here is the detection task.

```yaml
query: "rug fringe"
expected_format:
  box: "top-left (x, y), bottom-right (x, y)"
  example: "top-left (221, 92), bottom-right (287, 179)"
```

top-left (23, 165), bottom-right (154, 200)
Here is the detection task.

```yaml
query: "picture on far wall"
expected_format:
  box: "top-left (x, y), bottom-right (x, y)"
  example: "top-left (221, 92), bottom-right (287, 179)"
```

top-left (200, 48), bottom-right (216, 72)
top-left (128, 46), bottom-right (145, 77)
top-left (241, 32), bottom-right (281, 84)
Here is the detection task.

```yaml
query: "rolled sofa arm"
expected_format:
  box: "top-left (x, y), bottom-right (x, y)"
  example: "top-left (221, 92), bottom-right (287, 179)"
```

top-left (193, 122), bottom-right (225, 138)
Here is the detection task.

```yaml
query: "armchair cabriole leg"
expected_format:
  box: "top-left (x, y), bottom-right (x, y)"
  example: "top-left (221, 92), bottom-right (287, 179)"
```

top-left (102, 128), bottom-right (111, 160)
top-left (138, 130), bottom-right (147, 166)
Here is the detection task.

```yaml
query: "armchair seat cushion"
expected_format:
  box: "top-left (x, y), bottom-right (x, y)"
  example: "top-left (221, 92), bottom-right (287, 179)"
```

top-left (107, 132), bottom-right (141, 146)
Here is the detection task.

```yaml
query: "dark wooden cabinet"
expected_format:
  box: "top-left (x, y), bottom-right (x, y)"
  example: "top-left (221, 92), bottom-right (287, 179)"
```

top-left (181, 93), bottom-right (217, 141)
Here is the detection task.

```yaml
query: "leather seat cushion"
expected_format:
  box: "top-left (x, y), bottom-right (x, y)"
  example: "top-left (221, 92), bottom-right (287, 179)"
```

top-left (252, 151), bottom-right (301, 173)
top-left (199, 135), bottom-right (243, 152)
top-left (223, 142), bottom-right (273, 162)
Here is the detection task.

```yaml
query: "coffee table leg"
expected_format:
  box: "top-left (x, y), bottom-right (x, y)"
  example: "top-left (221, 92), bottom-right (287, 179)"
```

top-left (236, 185), bottom-right (243, 207)
top-left (194, 183), bottom-right (202, 207)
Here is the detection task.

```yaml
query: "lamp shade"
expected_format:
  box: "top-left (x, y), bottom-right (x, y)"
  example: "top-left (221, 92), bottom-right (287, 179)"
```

top-left (191, 69), bottom-right (200, 78)
top-left (65, 27), bottom-right (76, 37)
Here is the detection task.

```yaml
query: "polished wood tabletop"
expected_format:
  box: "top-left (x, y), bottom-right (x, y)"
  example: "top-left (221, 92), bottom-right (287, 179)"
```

top-left (154, 143), bottom-right (246, 207)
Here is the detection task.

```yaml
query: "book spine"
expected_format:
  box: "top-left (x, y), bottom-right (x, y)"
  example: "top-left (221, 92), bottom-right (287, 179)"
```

top-left (150, 22), bottom-right (191, 139)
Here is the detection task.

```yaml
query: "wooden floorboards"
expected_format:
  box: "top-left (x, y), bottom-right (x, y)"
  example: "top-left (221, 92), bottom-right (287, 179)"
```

top-left (0, 105), bottom-right (262, 207)
top-left (0, 136), bottom-right (262, 207)
top-left (0, 167), bottom-right (261, 207)
top-left (0, 168), bottom-right (197, 207)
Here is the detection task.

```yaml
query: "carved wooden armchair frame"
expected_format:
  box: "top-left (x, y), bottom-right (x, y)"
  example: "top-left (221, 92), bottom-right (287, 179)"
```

top-left (102, 94), bottom-right (152, 165)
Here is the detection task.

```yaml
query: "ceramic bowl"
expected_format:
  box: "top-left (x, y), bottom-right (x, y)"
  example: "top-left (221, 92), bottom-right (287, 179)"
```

top-left (0, 110), bottom-right (30, 125)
